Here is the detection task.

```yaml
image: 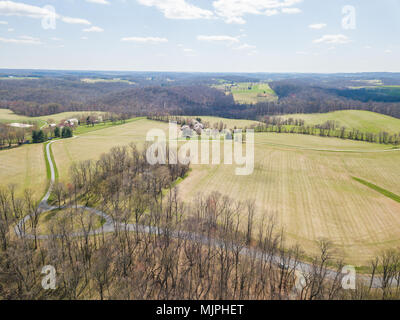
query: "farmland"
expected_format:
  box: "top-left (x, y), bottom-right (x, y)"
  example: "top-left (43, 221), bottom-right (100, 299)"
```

top-left (0, 142), bottom-right (47, 198)
top-left (81, 78), bottom-right (135, 85)
top-left (177, 133), bottom-right (400, 266)
top-left (213, 82), bottom-right (277, 104)
top-left (185, 116), bottom-right (261, 129)
top-left (2, 111), bottom-right (400, 267)
top-left (281, 110), bottom-right (400, 135)
top-left (0, 108), bottom-right (106, 126)
top-left (45, 118), bottom-right (400, 266)
top-left (51, 118), bottom-right (169, 181)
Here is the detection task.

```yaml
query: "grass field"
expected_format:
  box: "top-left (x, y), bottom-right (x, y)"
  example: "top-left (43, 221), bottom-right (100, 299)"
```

top-left (0, 143), bottom-right (47, 198)
top-left (281, 110), bottom-right (400, 134)
top-left (213, 82), bottom-right (277, 104)
top-left (187, 116), bottom-right (261, 129)
top-left (0, 108), bottom-right (106, 126)
top-left (177, 133), bottom-right (400, 266)
top-left (231, 82), bottom-right (277, 104)
top-left (81, 78), bottom-right (135, 85)
top-left (52, 118), bottom-right (169, 181)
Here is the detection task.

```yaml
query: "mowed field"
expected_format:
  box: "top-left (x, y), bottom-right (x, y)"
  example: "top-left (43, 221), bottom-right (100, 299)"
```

top-left (213, 82), bottom-right (277, 104)
top-left (281, 110), bottom-right (400, 134)
top-left (0, 108), bottom-right (106, 125)
top-left (177, 133), bottom-right (400, 266)
top-left (0, 143), bottom-right (47, 198)
top-left (188, 116), bottom-right (261, 129)
top-left (52, 118), bottom-right (169, 181)
top-left (230, 82), bottom-right (277, 104)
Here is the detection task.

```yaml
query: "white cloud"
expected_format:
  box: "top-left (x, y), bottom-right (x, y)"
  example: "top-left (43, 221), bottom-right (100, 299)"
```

top-left (183, 48), bottom-right (194, 52)
top-left (81, 36), bottom-right (88, 40)
top-left (7, 27), bottom-right (12, 31)
top-left (137, 0), bottom-right (213, 20)
top-left (121, 36), bottom-right (168, 43)
top-left (212, 0), bottom-right (302, 24)
top-left (86, 0), bottom-right (110, 4)
top-left (296, 51), bottom-right (307, 55)
top-left (50, 37), bottom-right (61, 41)
top-left (385, 49), bottom-right (392, 54)
top-left (197, 35), bottom-right (239, 43)
top-left (0, 35), bottom-right (41, 44)
top-left (313, 34), bottom-right (351, 44)
top-left (61, 16), bottom-right (91, 25)
top-left (0, 1), bottom-right (91, 25)
top-left (281, 7), bottom-right (301, 14)
top-left (235, 43), bottom-right (256, 50)
top-left (83, 26), bottom-right (104, 32)
top-left (364, 45), bottom-right (372, 49)
top-left (0, 20), bottom-right (7, 24)
top-left (309, 23), bottom-right (326, 29)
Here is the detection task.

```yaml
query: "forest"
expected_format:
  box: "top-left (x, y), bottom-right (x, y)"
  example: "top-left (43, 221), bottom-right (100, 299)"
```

top-left (1, 72), bottom-right (400, 121)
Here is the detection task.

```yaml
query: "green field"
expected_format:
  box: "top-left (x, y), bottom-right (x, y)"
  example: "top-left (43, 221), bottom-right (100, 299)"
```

top-left (213, 82), bottom-right (277, 104)
top-left (281, 110), bottom-right (400, 134)
top-left (231, 82), bottom-right (277, 104)
top-left (369, 85), bottom-right (400, 97)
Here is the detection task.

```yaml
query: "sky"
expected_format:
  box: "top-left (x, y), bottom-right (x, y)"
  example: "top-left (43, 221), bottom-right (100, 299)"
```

top-left (0, 0), bottom-right (399, 73)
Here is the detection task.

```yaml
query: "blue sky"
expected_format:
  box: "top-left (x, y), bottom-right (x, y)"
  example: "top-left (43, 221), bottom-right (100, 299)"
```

top-left (0, 0), bottom-right (399, 72)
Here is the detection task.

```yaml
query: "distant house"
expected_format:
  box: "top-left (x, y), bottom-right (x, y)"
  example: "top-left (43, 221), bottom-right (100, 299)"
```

top-left (64, 118), bottom-right (79, 126)
top-left (181, 125), bottom-right (192, 138)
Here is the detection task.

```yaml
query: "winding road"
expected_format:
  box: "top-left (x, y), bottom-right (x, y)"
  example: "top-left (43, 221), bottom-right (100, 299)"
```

top-left (13, 136), bottom-right (398, 290)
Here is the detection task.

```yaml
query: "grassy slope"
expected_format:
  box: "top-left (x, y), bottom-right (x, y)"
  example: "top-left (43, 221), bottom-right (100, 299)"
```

top-left (0, 108), bottom-right (106, 125)
top-left (52, 118), bottom-right (170, 181)
top-left (187, 116), bottom-right (261, 129)
top-left (0, 143), bottom-right (47, 198)
top-left (281, 110), bottom-right (400, 134)
top-left (231, 82), bottom-right (277, 104)
top-left (212, 82), bottom-right (277, 104)
top-left (177, 133), bottom-right (400, 266)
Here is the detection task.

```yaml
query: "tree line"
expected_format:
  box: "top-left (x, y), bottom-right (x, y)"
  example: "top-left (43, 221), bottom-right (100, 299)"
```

top-left (253, 116), bottom-right (400, 146)
top-left (0, 123), bottom-right (31, 149)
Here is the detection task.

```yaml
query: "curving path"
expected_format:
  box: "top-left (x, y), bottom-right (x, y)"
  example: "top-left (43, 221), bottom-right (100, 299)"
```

top-left (14, 136), bottom-right (398, 290)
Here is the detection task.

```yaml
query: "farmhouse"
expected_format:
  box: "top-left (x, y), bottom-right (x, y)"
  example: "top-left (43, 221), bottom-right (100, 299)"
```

top-left (181, 125), bottom-right (192, 138)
